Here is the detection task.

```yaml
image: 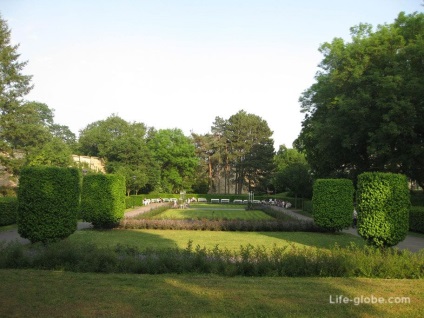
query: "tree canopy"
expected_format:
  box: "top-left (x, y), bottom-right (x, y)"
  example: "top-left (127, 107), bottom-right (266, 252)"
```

top-left (295, 12), bottom-right (424, 187)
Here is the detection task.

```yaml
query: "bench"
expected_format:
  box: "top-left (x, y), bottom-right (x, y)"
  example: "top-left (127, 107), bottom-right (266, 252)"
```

top-left (221, 199), bottom-right (230, 204)
top-left (197, 198), bottom-right (207, 202)
top-left (233, 199), bottom-right (243, 204)
top-left (211, 199), bottom-right (220, 204)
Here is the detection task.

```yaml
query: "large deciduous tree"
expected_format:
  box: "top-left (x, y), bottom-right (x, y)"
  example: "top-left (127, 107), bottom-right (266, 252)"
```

top-left (295, 12), bottom-right (424, 187)
top-left (78, 115), bottom-right (159, 192)
top-left (147, 128), bottom-right (198, 193)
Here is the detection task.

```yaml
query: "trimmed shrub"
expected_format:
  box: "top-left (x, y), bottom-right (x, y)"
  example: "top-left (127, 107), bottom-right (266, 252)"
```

top-left (312, 179), bottom-right (354, 232)
top-left (80, 174), bottom-right (126, 228)
top-left (0, 197), bottom-right (18, 226)
top-left (17, 166), bottom-right (81, 244)
top-left (409, 206), bottom-right (424, 234)
top-left (357, 172), bottom-right (410, 248)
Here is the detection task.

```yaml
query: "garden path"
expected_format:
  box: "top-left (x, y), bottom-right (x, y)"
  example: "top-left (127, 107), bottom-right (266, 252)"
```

top-left (270, 205), bottom-right (424, 253)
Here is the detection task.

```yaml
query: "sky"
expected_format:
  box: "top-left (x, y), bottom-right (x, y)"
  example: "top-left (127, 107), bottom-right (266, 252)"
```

top-left (2, 0), bottom-right (423, 150)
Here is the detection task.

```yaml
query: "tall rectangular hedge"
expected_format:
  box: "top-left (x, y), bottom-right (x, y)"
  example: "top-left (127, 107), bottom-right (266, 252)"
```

top-left (17, 166), bottom-right (81, 243)
top-left (356, 172), bottom-right (410, 248)
top-left (80, 174), bottom-right (126, 228)
top-left (312, 178), bottom-right (354, 232)
top-left (0, 197), bottom-right (18, 226)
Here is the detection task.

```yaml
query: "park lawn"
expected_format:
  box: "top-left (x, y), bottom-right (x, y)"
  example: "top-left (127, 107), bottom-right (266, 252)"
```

top-left (0, 269), bottom-right (422, 317)
top-left (151, 206), bottom-right (274, 220)
top-left (69, 229), bottom-right (365, 251)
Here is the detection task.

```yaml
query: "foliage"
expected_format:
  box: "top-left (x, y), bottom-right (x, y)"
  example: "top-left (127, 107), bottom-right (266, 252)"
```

top-left (295, 12), bottom-right (424, 187)
top-left (80, 174), bottom-right (126, 228)
top-left (26, 137), bottom-right (73, 167)
top-left (17, 166), bottom-right (81, 243)
top-left (274, 145), bottom-right (307, 171)
top-left (195, 110), bottom-right (276, 195)
top-left (0, 17), bottom-right (75, 179)
top-left (0, 240), bottom-right (422, 278)
top-left (312, 179), bottom-right (354, 232)
top-left (409, 206), bottom-right (424, 234)
top-left (410, 190), bottom-right (424, 206)
top-left (357, 172), bottom-right (410, 248)
top-left (147, 128), bottom-right (199, 193)
top-left (0, 197), bottom-right (18, 226)
top-left (78, 115), bottom-right (160, 192)
top-left (275, 162), bottom-right (313, 200)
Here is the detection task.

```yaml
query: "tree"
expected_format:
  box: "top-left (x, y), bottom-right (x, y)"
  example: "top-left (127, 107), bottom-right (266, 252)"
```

top-left (78, 115), bottom-right (160, 191)
top-left (295, 12), bottom-right (424, 187)
top-left (276, 162), bottom-right (313, 207)
top-left (148, 128), bottom-right (198, 193)
top-left (273, 146), bottom-right (308, 193)
top-left (274, 145), bottom-right (307, 171)
top-left (243, 142), bottom-right (276, 193)
top-left (26, 137), bottom-right (73, 167)
top-left (213, 110), bottom-right (275, 195)
top-left (0, 15), bottom-right (32, 113)
top-left (191, 132), bottom-right (215, 193)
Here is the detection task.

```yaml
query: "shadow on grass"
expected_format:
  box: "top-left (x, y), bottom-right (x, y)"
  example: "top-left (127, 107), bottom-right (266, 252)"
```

top-left (0, 269), bottom-right (409, 317)
top-left (159, 276), bottom-right (394, 318)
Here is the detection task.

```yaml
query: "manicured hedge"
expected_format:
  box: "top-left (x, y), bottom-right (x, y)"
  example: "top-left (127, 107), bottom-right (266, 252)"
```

top-left (312, 179), bottom-right (354, 232)
top-left (80, 174), bottom-right (126, 228)
top-left (409, 206), bottom-right (424, 234)
top-left (0, 197), bottom-right (18, 226)
top-left (17, 166), bottom-right (81, 244)
top-left (357, 172), bottom-right (410, 248)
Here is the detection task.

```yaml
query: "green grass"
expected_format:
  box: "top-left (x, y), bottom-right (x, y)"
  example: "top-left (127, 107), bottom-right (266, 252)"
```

top-left (151, 206), bottom-right (274, 220)
top-left (0, 269), bottom-right (422, 317)
top-left (70, 229), bottom-right (365, 251)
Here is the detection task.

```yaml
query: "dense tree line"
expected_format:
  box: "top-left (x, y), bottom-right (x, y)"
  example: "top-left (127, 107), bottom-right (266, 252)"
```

top-left (295, 12), bottom-right (424, 188)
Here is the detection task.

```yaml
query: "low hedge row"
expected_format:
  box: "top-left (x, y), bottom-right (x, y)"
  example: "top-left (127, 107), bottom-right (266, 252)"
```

top-left (0, 197), bottom-right (18, 226)
top-left (120, 218), bottom-right (322, 232)
top-left (0, 240), bottom-right (422, 278)
top-left (410, 206), bottom-right (424, 234)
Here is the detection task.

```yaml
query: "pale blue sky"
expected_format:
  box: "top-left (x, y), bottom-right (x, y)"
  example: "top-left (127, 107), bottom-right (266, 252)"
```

top-left (2, 0), bottom-right (422, 149)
